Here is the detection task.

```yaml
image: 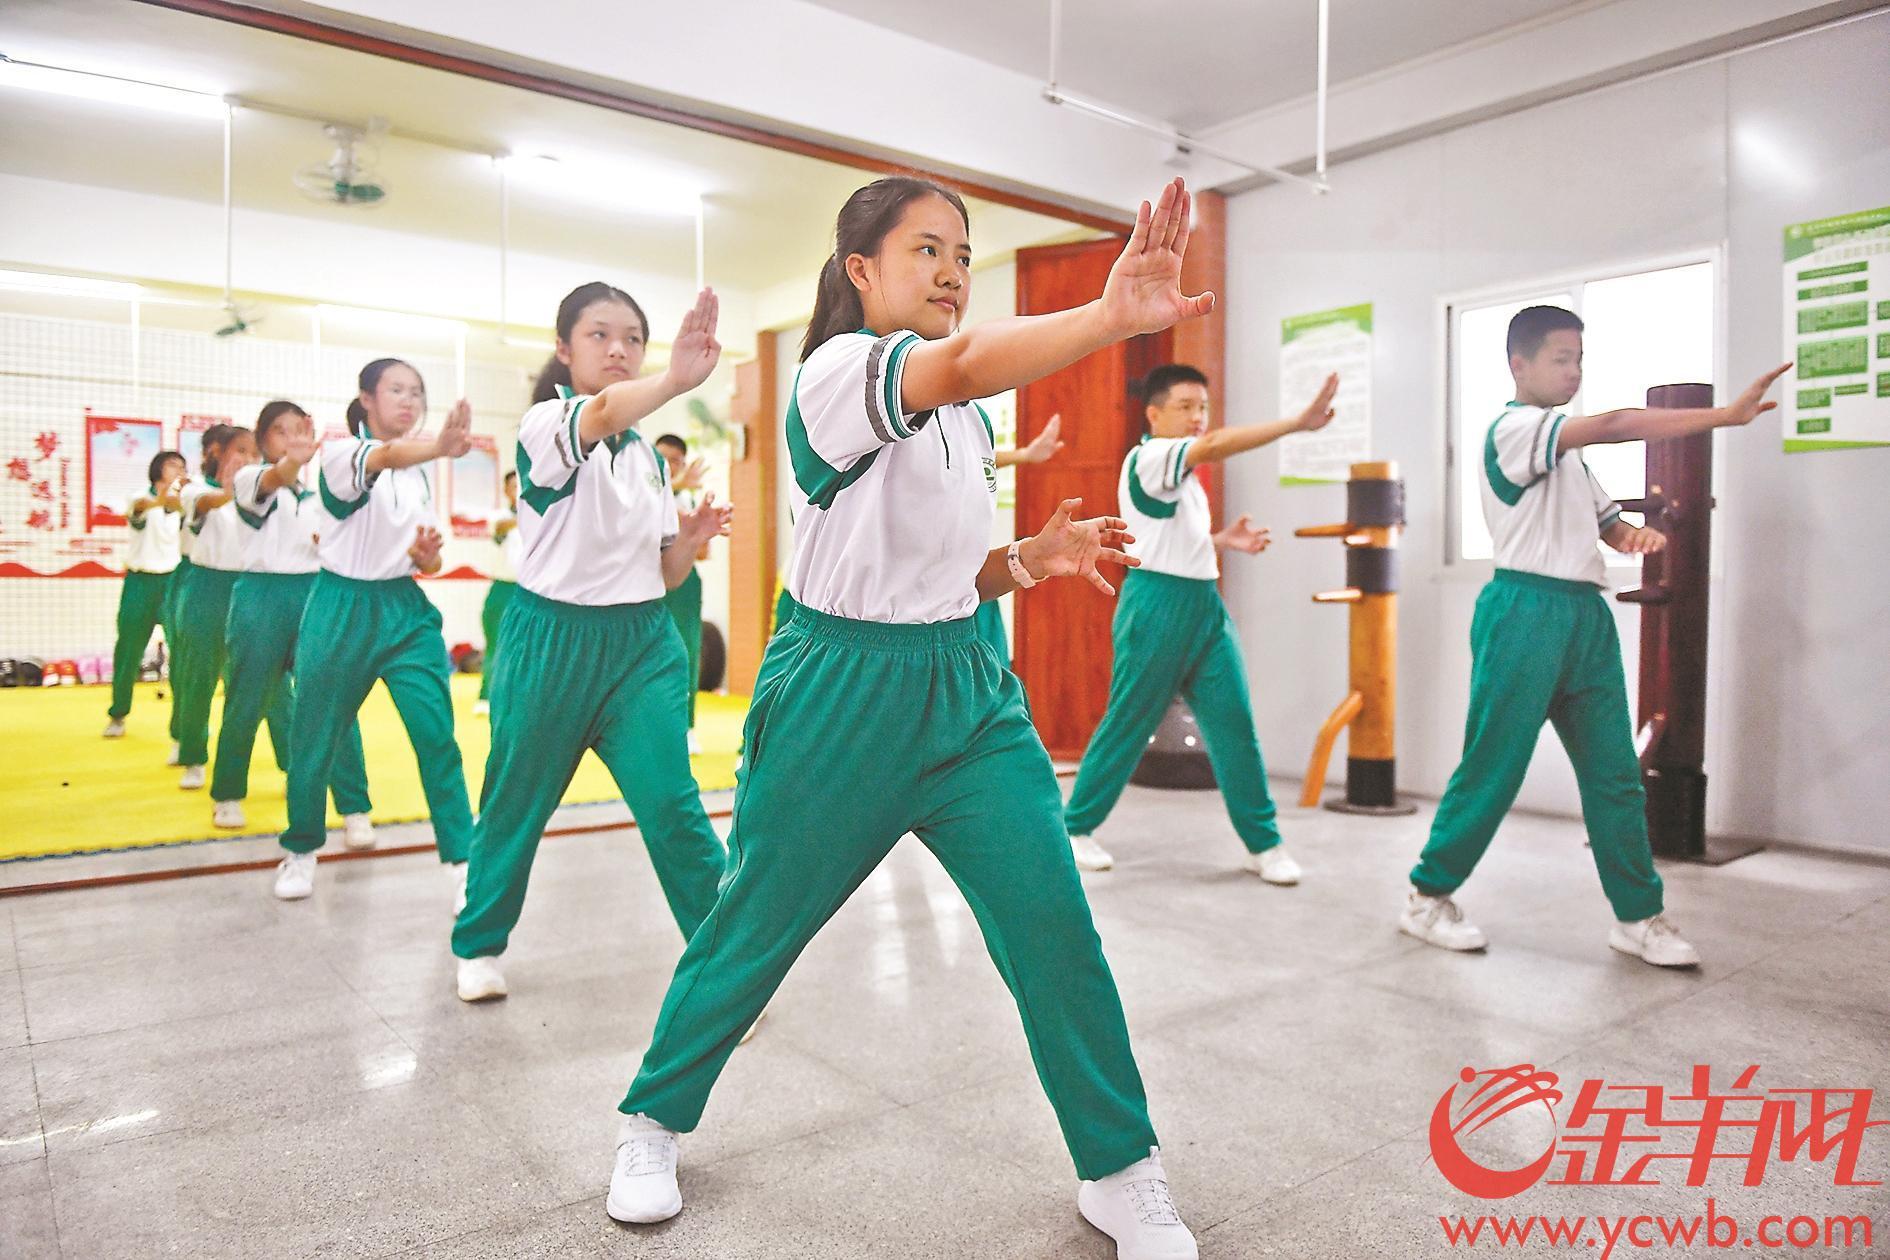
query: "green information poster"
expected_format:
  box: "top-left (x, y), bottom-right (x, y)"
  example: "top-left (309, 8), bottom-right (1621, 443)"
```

top-left (1782, 206), bottom-right (1890, 453)
top-left (1278, 303), bottom-right (1372, 485)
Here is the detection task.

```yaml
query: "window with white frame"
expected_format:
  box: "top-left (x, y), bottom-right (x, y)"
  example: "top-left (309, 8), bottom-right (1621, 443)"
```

top-left (1449, 260), bottom-right (1717, 563)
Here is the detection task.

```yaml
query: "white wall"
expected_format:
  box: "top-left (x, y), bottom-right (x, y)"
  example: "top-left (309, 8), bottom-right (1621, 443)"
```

top-left (1220, 14), bottom-right (1890, 855)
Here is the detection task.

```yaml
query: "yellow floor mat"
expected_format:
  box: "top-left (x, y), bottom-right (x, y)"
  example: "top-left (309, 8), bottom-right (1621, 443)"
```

top-left (2, 678), bottom-right (745, 861)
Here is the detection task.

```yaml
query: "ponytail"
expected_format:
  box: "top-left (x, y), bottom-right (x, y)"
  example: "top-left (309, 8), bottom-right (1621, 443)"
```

top-left (530, 356), bottom-right (571, 405)
top-left (800, 176), bottom-right (969, 362)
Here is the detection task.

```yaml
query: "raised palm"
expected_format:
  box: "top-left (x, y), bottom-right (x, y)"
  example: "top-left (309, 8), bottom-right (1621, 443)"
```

top-left (1100, 178), bottom-right (1215, 338)
top-left (666, 288), bottom-right (722, 393)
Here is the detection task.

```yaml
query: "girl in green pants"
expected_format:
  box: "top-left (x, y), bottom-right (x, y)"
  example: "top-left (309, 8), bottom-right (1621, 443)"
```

top-left (605, 177), bottom-right (1214, 1260)
top-left (451, 282), bottom-right (734, 1004)
top-left (103, 450), bottom-right (185, 738)
top-left (652, 433), bottom-right (708, 747)
top-left (474, 471), bottom-right (519, 717)
top-left (271, 359), bottom-right (476, 902)
top-left (174, 429), bottom-right (290, 790)
top-left (209, 400), bottom-right (374, 842)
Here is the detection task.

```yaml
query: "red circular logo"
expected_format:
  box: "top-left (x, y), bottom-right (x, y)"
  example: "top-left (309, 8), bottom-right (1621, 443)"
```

top-left (1429, 1065), bottom-right (1564, 1199)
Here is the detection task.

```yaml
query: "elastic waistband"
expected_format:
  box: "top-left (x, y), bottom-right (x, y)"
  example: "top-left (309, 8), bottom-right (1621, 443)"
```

top-left (1124, 568), bottom-right (1219, 592)
top-left (1492, 568), bottom-right (1604, 596)
top-left (786, 599), bottom-right (978, 650)
top-left (512, 584), bottom-right (665, 624)
top-left (235, 570), bottom-right (316, 585)
top-left (187, 564), bottom-right (241, 584)
top-left (316, 569), bottom-right (418, 592)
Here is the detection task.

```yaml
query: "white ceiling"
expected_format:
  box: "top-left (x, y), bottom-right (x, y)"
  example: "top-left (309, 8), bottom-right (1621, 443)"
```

top-left (803, 0), bottom-right (1592, 132)
top-left (0, 0), bottom-right (1082, 296)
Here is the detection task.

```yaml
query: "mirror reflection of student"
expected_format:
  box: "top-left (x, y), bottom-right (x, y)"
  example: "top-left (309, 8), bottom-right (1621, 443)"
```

top-left (475, 471), bottom-right (521, 718)
top-left (103, 449), bottom-right (187, 740)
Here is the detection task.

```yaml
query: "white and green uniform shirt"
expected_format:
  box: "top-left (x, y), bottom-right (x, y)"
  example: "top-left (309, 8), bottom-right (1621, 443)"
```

top-left (1482, 403), bottom-right (1623, 587)
top-left (124, 488), bottom-right (181, 574)
top-left (491, 509), bottom-right (521, 582)
top-left (179, 478), bottom-right (247, 572)
top-left (785, 329), bottom-right (996, 624)
top-left (514, 386), bottom-right (679, 606)
top-left (316, 436), bottom-right (436, 581)
top-left (233, 462), bottom-right (320, 574)
top-left (1118, 435), bottom-right (1217, 580)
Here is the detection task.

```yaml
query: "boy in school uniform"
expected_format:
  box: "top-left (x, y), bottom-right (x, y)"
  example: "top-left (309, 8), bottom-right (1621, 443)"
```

top-left (1400, 305), bottom-right (1788, 967)
top-left (1063, 363), bottom-right (1339, 880)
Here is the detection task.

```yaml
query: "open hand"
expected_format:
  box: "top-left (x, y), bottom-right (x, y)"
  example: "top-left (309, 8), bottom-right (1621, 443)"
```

top-left (672, 456), bottom-right (709, 492)
top-left (1216, 514), bottom-right (1272, 554)
top-left (1019, 497), bottom-right (1140, 596)
top-left (1295, 374), bottom-right (1340, 432)
top-left (434, 400), bottom-right (474, 459)
top-left (1016, 414), bottom-right (1066, 464)
top-left (408, 524), bottom-right (444, 572)
top-left (679, 490), bottom-right (732, 545)
top-left (664, 288), bottom-right (722, 395)
top-left (1099, 178), bottom-right (1215, 338)
top-left (1720, 363), bottom-right (1792, 428)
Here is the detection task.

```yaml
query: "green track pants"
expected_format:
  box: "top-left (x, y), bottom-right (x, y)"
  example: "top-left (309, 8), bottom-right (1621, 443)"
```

top-left (1411, 569), bottom-right (1663, 922)
top-left (280, 571), bottom-right (473, 860)
top-left (477, 579), bottom-right (516, 701)
top-left (108, 569), bottom-right (172, 719)
top-left (619, 602), bottom-right (1159, 1181)
top-left (164, 556), bottom-right (190, 741)
top-left (211, 571), bottom-right (372, 810)
top-left (173, 565), bottom-right (289, 769)
top-left (661, 567), bottom-right (703, 725)
top-left (973, 597), bottom-right (1009, 667)
top-left (1063, 569), bottom-right (1282, 854)
top-left (454, 589), bottom-right (728, 959)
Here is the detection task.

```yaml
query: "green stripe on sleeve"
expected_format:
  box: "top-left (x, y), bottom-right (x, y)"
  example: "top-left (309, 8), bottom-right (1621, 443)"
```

top-left (881, 332), bottom-right (921, 439)
top-left (1483, 419), bottom-right (1526, 507)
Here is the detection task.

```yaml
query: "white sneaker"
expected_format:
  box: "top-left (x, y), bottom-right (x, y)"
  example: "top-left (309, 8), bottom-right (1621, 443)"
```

top-left (473, 699), bottom-right (489, 717)
top-left (213, 800), bottom-right (246, 829)
top-left (179, 764), bottom-right (206, 790)
top-left (738, 1004), bottom-right (769, 1046)
top-left (1071, 834), bottom-right (1115, 872)
top-left (447, 861), bottom-right (469, 915)
top-left (273, 852), bottom-right (317, 900)
top-left (1609, 915), bottom-right (1700, 968)
top-left (686, 729), bottom-right (702, 755)
top-left (1077, 1148), bottom-right (1199, 1260)
top-left (102, 718), bottom-right (126, 738)
top-left (456, 955), bottom-right (508, 1002)
top-left (1399, 888), bottom-right (1488, 952)
top-left (1245, 845), bottom-right (1302, 885)
top-left (606, 1113), bottom-right (682, 1224)
top-left (166, 740), bottom-right (181, 766)
top-left (342, 813), bottom-right (376, 851)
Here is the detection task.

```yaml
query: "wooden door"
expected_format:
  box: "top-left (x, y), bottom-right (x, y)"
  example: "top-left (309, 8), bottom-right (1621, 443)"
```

top-left (1013, 238), bottom-right (1171, 758)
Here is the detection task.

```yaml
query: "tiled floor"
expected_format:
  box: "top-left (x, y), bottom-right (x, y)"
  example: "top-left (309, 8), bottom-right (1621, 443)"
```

top-left (2, 784), bottom-right (1886, 1258)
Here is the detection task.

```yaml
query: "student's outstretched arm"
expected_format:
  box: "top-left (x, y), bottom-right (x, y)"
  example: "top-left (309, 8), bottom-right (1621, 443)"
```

top-left (994, 415), bottom-right (1065, 468)
top-left (1184, 374), bottom-right (1338, 469)
top-left (901, 180), bottom-right (1214, 413)
top-left (1555, 363), bottom-right (1790, 453)
top-left (259, 426), bottom-right (318, 495)
top-left (578, 290), bottom-right (720, 448)
top-left (364, 401), bottom-right (475, 474)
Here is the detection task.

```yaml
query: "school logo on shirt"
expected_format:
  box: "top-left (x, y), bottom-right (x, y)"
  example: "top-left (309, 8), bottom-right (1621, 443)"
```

top-left (982, 457), bottom-right (998, 494)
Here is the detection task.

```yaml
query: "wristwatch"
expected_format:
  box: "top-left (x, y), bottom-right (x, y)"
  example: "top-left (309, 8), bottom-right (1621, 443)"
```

top-left (1007, 540), bottom-right (1038, 588)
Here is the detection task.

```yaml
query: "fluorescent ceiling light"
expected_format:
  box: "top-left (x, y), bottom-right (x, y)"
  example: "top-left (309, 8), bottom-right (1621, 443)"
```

top-left (0, 268), bottom-right (143, 299)
top-left (314, 303), bottom-right (467, 333)
top-left (501, 153), bottom-right (701, 217)
top-left (0, 56), bottom-right (227, 120)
